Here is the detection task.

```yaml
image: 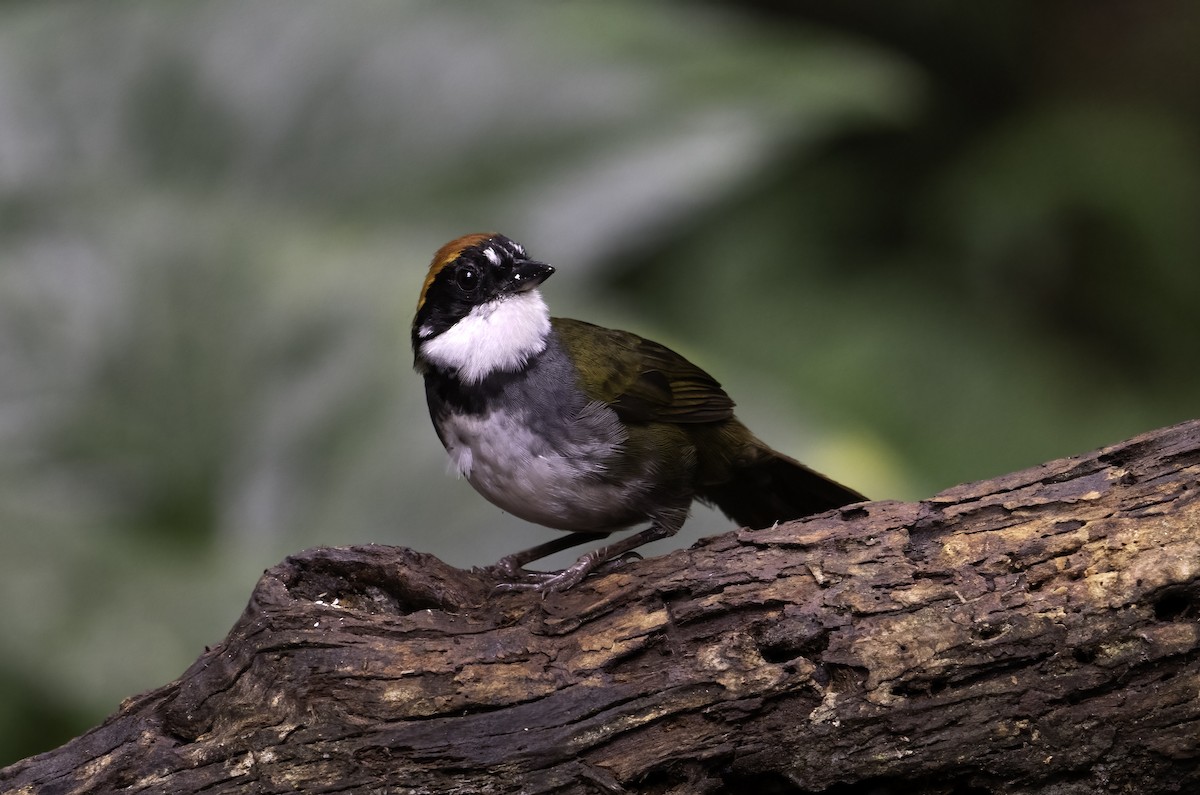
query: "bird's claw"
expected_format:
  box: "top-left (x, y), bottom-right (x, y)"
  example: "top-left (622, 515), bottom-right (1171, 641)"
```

top-left (484, 549), bottom-right (641, 595)
top-left (486, 562), bottom-right (592, 595)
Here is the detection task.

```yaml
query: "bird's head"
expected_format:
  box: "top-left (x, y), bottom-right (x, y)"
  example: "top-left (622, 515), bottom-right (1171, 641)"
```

top-left (412, 233), bottom-right (555, 383)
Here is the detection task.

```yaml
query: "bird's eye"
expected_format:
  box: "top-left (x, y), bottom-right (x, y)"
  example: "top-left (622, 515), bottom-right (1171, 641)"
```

top-left (455, 267), bottom-right (479, 292)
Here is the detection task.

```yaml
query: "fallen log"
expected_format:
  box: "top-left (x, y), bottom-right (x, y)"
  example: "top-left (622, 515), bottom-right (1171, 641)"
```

top-left (4, 420), bottom-right (1199, 794)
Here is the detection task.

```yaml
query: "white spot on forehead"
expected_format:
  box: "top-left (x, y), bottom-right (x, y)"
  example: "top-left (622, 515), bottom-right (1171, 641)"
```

top-left (483, 247), bottom-right (501, 266)
top-left (494, 237), bottom-right (527, 258)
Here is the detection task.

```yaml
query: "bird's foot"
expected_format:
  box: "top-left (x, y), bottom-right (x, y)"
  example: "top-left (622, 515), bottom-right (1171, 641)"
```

top-left (476, 555), bottom-right (561, 593)
top-left (491, 560), bottom-right (593, 594)
top-left (484, 555), bottom-right (599, 594)
top-left (479, 554), bottom-right (538, 582)
top-left (484, 542), bottom-right (647, 594)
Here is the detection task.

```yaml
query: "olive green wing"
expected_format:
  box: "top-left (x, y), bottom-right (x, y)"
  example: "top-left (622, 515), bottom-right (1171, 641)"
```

top-left (551, 317), bottom-right (734, 424)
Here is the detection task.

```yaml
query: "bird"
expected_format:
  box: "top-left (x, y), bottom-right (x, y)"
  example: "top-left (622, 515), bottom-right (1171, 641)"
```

top-left (412, 232), bottom-right (865, 592)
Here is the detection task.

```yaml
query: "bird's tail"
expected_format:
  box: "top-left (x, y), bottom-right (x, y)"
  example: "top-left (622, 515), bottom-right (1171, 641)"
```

top-left (699, 440), bottom-right (865, 530)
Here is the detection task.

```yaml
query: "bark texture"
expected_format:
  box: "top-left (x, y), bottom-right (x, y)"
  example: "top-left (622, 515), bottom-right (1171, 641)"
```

top-left (4, 420), bottom-right (1200, 794)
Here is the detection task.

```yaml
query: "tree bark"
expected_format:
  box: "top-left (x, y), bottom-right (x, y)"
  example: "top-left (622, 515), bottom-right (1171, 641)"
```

top-left (4, 420), bottom-right (1200, 794)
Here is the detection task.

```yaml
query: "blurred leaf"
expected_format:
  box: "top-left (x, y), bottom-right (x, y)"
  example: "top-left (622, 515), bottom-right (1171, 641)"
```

top-left (932, 103), bottom-right (1200, 369)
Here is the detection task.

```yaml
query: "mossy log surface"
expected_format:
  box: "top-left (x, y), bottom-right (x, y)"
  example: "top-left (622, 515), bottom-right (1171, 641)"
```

top-left (4, 420), bottom-right (1200, 794)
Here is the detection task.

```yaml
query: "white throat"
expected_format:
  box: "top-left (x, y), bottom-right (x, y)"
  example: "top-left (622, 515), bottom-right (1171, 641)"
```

top-left (420, 290), bottom-right (551, 384)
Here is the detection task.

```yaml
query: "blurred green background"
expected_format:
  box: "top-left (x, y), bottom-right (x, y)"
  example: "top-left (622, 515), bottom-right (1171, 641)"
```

top-left (2, 0), bottom-right (1197, 766)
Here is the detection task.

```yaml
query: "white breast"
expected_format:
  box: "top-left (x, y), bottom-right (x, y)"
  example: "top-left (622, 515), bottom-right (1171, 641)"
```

top-left (437, 405), bottom-right (644, 532)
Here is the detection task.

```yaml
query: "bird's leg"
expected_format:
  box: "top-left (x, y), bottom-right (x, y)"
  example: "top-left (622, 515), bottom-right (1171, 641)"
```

top-left (497, 508), bottom-right (688, 593)
top-left (484, 531), bottom-right (610, 583)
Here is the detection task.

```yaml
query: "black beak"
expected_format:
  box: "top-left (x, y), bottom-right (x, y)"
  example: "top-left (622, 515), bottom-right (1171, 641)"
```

top-left (507, 260), bottom-right (555, 294)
